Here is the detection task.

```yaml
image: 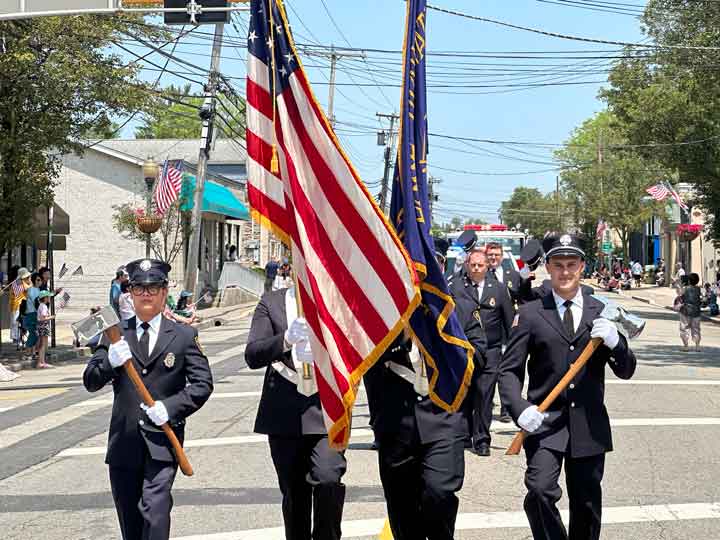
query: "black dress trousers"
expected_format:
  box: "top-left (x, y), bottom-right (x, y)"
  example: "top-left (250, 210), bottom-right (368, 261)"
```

top-left (268, 434), bottom-right (347, 540)
top-left (523, 444), bottom-right (605, 540)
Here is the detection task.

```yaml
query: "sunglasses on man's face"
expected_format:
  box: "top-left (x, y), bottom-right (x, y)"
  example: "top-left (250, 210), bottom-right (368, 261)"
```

top-left (130, 284), bottom-right (164, 296)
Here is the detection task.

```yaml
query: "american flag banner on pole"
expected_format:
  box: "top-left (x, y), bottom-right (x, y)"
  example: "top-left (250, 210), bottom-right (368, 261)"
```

top-left (246, 0), bottom-right (420, 448)
top-left (665, 181), bottom-right (689, 213)
top-left (646, 182), bottom-right (670, 201)
top-left (154, 160), bottom-right (184, 215)
top-left (389, 0), bottom-right (475, 412)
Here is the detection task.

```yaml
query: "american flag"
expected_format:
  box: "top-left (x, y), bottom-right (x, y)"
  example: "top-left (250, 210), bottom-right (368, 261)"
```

top-left (646, 182), bottom-right (670, 201)
top-left (666, 182), bottom-right (689, 213)
top-left (58, 263), bottom-right (68, 280)
top-left (246, 0), bottom-right (420, 448)
top-left (154, 160), bottom-right (183, 215)
top-left (596, 219), bottom-right (607, 241)
top-left (11, 278), bottom-right (24, 297)
top-left (57, 290), bottom-right (71, 309)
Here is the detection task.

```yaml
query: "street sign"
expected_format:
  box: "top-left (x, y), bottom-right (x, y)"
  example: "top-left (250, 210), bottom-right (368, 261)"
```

top-left (602, 242), bottom-right (613, 253)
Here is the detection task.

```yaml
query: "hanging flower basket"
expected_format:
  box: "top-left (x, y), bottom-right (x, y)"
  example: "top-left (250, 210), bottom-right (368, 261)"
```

top-left (135, 209), bottom-right (163, 234)
top-left (676, 223), bottom-right (702, 242)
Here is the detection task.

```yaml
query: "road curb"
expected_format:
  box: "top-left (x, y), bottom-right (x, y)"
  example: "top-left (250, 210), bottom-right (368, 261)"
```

top-left (1, 347), bottom-right (91, 373)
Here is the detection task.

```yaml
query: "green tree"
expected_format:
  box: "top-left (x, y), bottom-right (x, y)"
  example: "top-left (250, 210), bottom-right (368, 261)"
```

top-left (135, 83), bottom-right (246, 139)
top-left (555, 111), bottom-right (666, 261)
top-left (500, 187), bottom-right (558, 239)
top-left (601, 0), bottom-right (720, 238)
top-left (0, 16), bottom-right (163, 255)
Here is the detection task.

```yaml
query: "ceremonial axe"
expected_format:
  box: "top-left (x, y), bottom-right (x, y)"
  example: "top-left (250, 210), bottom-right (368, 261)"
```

top-left (505, 297), bottom-right (645, 456)
top-left (72, 306), bottom-right (194, 476)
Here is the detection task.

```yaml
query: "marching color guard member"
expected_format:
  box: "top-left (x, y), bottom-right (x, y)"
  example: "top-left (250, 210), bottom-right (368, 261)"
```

top-left (450, 247), bottom-right (514, 456)
top-left (245, 284), bottom-right (346, 540)
top-left (499, 234), bottom-right (637, 540)
top-left (83, 259), bottom-right (213, 540)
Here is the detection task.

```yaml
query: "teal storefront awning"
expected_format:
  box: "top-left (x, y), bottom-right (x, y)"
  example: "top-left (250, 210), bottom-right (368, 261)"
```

top-left (180, 175), bottom-right (249, 220)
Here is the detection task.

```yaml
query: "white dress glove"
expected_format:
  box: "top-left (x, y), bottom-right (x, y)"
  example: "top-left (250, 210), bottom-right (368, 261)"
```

top-left (108, 339), bottom-right (131, 369)
top-left (284, 317), bottom-right (309, 346)
top-left (518, 405), bottom-right (548, 433)
top-left (591, 317), bottom-right (620, 350)
top-left (294, 339), bottom-right (314, 364)
top-left (519, 265), bottom-right (531, 280)
top-left (141, 401), bottom-right (169, 426)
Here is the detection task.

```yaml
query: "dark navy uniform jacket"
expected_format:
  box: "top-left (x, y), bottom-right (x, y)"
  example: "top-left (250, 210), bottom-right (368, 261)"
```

top-left (245, 289), bottom-right (325, 436)
top-left (499, 292), bottom-right (636, 458)
top-left (364, 316), bottom-right (486, 445)
top-left (84, 316), bottom-right (213, 469)
top-left (450, 271), bottom-right (514, 350)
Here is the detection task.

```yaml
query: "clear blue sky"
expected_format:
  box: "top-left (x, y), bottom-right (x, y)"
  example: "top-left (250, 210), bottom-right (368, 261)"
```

top-left (125, 0), bottom-right (646, 224)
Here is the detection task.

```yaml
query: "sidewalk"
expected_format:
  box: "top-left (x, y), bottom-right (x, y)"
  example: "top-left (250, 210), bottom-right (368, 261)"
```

top-left (584, 280), bottom-right (720, 326)
top-left (0, 300), bottom-right (258, 374)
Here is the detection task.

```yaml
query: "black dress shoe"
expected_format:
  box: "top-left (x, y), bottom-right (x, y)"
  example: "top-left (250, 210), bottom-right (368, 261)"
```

top-left (498, 413), bottom-right (512, 423)
top-left (472, 443), bottom-right (490, 456)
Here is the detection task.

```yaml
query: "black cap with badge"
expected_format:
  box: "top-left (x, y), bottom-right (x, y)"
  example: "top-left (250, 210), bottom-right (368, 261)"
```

top-left (432, 236), bottom-right (450, 260)
top-left (125, 258), bottom-right (171, 286)
top-left (520, 239), bottom-right (544, 271)
top-left (543, 233), bottom-right (585, 260)
top-left (455, 230), bottom-right (478, 253)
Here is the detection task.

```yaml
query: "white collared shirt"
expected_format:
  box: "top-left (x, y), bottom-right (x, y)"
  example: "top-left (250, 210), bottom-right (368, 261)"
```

top-left (136, 312), bottom-right (163, 355)
top-left (491, 265), bottom-right (505, 283)
top-left (471, 278), bottom-right (486, 302)
top-left (552, 288), bottom-right (583, 333)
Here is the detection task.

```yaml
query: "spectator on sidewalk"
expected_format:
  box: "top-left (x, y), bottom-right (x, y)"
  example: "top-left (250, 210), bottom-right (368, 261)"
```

top-left (118, 281), bottom-right (135, 321)
top-left (264, 257), bottom-right (279, 293)
top-left (704, 283), bottom-right (719, 316)
top-left (38, 266), bottom-right (51, 291)
top-left (631, 260), bottom-right (643, 288)
top-left (227, 245), bottom-right (238, 262)
top-left (36, 290), bottom-right (55, 368)
top-left (678, 273), bottom-right (702, 352)
top-left (23, 273), bottom-right (43, 359)
top-left (672, 262), bottom-right (686, 292)
top-left (9, 267), bottom-right (31, 349)
top-left (109, 267), bottom-right (128, 316)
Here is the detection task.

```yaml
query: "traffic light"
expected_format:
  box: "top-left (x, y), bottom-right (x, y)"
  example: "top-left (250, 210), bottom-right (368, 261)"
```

top-left (164, 0), bottom-right (229, 25)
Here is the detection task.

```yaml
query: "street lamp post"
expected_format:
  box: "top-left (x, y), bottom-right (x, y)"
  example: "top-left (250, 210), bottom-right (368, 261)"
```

top-left (142, 157), bottom-right (160, 258)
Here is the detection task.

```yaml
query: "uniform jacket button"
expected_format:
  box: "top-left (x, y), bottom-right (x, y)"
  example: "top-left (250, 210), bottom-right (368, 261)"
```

top-left (139, 420), bottom-right (145, 425)
top-left (569, 345), bottom-right (575, 351)
top-left (142, 368), bottom-right (148, 375)
top-left (569, 383), bottom-right (575, 389)
top-left (416, 395), bottom-right (423, 402)
top-left (570, 402), bottom-right (576, 408)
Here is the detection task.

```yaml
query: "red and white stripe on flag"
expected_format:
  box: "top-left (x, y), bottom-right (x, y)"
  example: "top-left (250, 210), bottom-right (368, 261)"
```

top-left (154, 161), bottom-right (183, 215)
top-left (646, 183), bottom-right (670, 201)
top-left (246, 7), bottom-right (420, 449)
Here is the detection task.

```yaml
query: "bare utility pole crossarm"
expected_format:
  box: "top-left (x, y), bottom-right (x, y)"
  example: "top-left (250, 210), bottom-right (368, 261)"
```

top-left (183, 21), bottom-right (225, 297)
top-left (377, 112), bottom-right (399, 215)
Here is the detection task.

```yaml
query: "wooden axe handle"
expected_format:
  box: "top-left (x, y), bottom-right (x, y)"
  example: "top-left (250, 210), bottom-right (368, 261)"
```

top-left (105, 326), bottom-right (194, 476)
top-left (505, 337), bottom-right (603, 456)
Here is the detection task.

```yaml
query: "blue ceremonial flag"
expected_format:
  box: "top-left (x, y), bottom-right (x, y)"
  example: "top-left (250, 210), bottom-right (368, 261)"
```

top-left (389, 0), bottom-right (474, 412)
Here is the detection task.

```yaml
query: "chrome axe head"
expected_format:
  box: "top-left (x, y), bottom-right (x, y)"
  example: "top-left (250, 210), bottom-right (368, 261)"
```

top-left (71, 306), bottom-right (120, 346)
top-left (593, 295), bottom-right (646, 340)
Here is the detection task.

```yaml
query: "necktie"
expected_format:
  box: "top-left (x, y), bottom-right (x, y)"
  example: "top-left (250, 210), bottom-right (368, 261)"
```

top-left (563, 300), bottom-right (575, 337)
top-left (139, 322), bottom-right (151, 360)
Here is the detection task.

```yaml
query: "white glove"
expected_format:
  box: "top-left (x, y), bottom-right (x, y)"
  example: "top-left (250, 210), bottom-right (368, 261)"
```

top-left (108, 339), bottom-right (131, 369)
top-left (519, 265), bottom-right (531, 280)
top-left (518, 405), bottom-right (548, 433)
top-left (141, 401), bottom-right (169, 426)
top-left (591, 317), bottom-right (620, 350)
top-left (294, 339), bottom-right (314, 364)
top-left (284, 317), bottom-right (309, 346)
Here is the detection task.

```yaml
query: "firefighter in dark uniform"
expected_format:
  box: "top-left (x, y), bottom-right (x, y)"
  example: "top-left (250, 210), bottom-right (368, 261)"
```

top-left (498, 234), bottom-right (637, 540)
top-left (364, 235), bottom-right (486, 540)
top-left (245, 284), bottom-right (346, 540)
top-left (450, 247), bottom-right (514, 456)
top-left (485, 241), bottom-right (533, 305)
top-left (83, 258), bottom-right (214, 540)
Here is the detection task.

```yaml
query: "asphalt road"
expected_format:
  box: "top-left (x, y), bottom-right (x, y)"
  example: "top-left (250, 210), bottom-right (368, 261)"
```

top-left (2, 294), bottom-right (720, 540)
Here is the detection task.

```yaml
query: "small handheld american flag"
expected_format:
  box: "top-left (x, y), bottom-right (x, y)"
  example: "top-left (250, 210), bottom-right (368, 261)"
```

top-left (57, 290), bottom-right (71, 309)
top-left (11, 278), bottom-right (24, 297)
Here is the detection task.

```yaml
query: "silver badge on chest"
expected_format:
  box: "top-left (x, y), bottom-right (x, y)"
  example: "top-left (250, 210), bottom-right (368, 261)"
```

top-left (164, 352), bottom-right (175, 369)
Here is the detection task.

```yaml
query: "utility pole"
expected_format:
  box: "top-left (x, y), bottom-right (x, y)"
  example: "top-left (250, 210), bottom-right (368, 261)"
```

top-left (428, 175), bottom-right (441, 222)
top-left (556, 175), bottom-right (561, 230)
top-left (377, 112), bottom-right (399, 214)
top-left (183, 22), bottom-right (224, 297)
top-left (301, 46), bottom-right (365, 129)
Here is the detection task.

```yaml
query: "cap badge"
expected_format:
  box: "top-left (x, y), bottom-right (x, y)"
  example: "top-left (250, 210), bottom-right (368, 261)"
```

top-left (140, 259), bottom-right (152, 272)
top-left (164, 352), bottom-right (175, 369)
top-left (560, 234), bottom-right (572, 246)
